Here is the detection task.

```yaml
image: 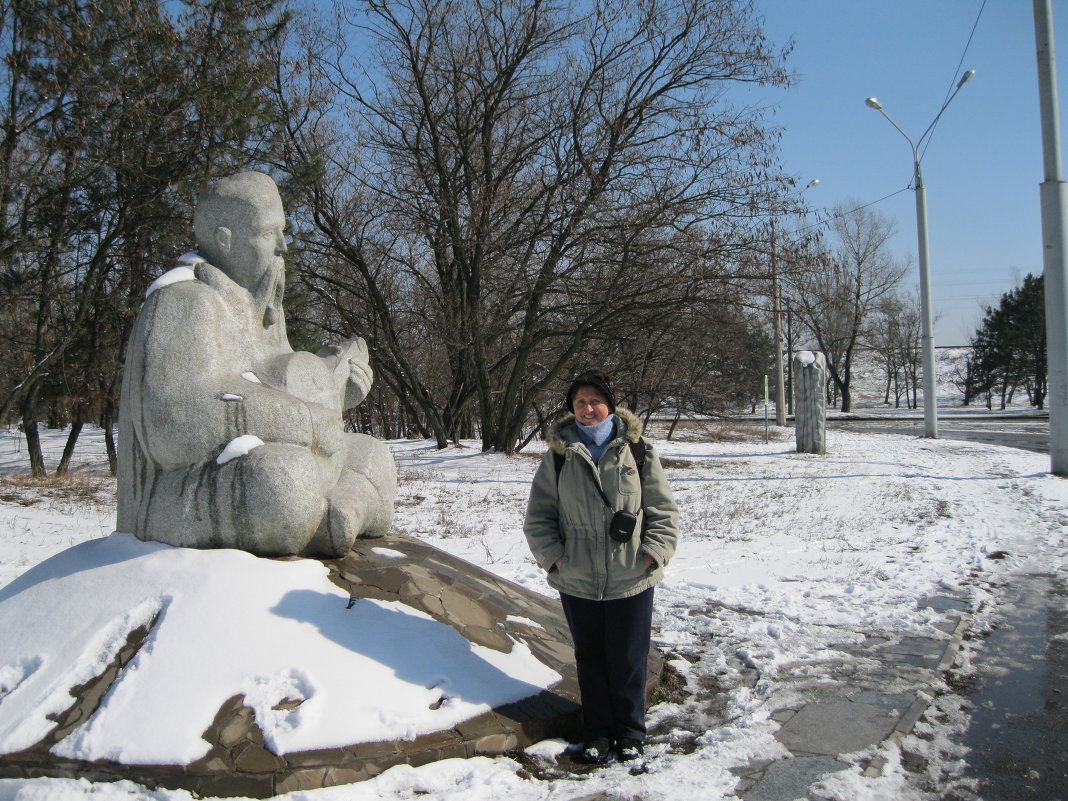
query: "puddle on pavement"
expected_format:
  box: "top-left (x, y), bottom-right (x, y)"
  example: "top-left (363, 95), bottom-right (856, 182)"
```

top-left (956, 573), bottom-right (1068, 800)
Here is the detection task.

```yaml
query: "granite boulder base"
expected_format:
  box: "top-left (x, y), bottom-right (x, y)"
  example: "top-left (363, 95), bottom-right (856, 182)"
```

top-left (0, 536), bottom-right (664, 798)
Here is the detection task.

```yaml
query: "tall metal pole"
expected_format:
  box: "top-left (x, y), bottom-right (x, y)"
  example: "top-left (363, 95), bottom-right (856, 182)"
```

top-left (771, 179), bottom-right (817, 427)
top-left (865, 101), bottom-right (940, 438)
top-left (865, 81), bottom-right (973, 438)
top-left (913, 161), bottom-right (939, 438)
top-left (771, 219), bottom-right (787, 425)
top-left (1034, 0), bottom-right (1068, 475)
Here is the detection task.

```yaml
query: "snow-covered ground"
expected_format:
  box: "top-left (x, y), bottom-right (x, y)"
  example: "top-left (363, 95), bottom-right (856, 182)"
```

top-left (0, 421), bottom-right (1064, 801)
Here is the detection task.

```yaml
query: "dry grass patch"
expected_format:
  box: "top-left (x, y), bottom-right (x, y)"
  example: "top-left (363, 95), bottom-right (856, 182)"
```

top-left (0, 471), bottom-right (115, 508)
top-left (647, 419), bottom-right (792, 444)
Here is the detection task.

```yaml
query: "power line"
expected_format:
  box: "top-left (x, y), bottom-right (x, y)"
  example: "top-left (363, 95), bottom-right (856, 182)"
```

top-left (921, 0), bottom-right (987, 162)
top-left (795, 188), bottom-right (911, 236)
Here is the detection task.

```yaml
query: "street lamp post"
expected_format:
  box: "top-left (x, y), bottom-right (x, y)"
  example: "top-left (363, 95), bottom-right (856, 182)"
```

top-left (771, 217), bottom-right (787, 426)
top-left (865, 69), bottom-right (974, 439)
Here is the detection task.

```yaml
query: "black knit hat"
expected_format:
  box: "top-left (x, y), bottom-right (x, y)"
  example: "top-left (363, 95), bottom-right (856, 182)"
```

top-left (565, 370), bottom-right (617, 414)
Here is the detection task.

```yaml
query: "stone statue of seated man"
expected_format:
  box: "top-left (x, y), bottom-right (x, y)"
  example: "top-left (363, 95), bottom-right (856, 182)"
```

top-left (116, 171), bottom-right (396, 557)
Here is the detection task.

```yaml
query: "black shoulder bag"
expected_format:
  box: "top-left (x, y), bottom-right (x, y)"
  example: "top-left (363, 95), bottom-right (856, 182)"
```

top-left (553, 440), bottom-right (647, 542)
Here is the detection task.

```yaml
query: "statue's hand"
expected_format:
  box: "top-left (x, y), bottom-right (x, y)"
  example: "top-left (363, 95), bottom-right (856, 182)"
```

top-left (337, 337), bottom-right (369, 366)
top-left (346, 358), bottom-right (373, 408)
top-left (340, 338), bottom-right (373, 409)
top-left (317, 338), bottom-right (373, 411)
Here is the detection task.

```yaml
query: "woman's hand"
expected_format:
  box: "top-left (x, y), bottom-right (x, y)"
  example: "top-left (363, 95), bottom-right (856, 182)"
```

top-left (554, 557), bottom-right (563, 572)
top-left (643, 553), bottom-right (656, 571)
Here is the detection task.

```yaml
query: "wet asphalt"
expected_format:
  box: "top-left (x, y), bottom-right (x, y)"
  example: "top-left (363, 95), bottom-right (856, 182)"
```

top-left (954, 573), bottom-right (1068, 801)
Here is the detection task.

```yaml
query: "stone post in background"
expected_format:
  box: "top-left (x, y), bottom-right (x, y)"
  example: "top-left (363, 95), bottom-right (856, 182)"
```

top-left (793, 350), bottom-right (826, 455)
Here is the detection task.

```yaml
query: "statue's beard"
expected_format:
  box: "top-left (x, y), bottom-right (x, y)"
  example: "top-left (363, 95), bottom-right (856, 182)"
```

top-left (253, 260), bottom-right (285, 328)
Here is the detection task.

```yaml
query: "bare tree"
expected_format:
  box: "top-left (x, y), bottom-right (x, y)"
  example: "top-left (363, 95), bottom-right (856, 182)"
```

top-left (787, 200), bottom-right (907, 412)
top-left (866, 291), bottom-right (921, 409)
top-left (277, 0), bottom-right (791, 452)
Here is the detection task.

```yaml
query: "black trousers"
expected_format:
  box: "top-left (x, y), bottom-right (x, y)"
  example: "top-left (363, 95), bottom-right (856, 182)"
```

top-left (559, 587), bottom-right (655, 743)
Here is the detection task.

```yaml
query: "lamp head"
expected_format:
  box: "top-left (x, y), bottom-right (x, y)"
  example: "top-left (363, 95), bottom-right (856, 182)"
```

top-left (865, 97), bottom-right (883, 110)
top-left (957, 69), bottom-right (976, 88)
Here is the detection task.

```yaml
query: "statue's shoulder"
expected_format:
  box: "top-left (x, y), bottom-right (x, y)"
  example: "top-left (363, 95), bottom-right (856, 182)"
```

top-left (141, 255), bottom-right (243, 310)
top-left (135, 259), bottom-right (246, 346)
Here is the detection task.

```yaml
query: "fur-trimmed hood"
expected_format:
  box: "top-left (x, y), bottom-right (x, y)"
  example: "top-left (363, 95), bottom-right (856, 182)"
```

top-left (545, 407), bottom-right (643, 455)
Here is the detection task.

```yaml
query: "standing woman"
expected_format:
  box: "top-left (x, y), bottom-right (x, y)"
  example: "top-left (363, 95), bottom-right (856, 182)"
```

top-left (524, 370), bottom-right (679, 764)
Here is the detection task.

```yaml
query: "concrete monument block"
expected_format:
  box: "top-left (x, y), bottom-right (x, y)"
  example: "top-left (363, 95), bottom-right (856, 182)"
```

top-left (793, 350), bottom-right (826, 455)
top-left (117, 171), bottom-right (396, 557)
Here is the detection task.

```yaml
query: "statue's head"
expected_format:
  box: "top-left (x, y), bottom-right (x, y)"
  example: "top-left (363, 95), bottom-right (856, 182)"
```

top-left (193, 172), bottom-right (287, 295)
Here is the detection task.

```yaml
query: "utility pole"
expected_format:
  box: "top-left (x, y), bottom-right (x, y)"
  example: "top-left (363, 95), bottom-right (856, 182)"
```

top-left (772, 179), bottom-right (818, 427)
top-left (771, 219), bottom-right (787, 426)
top-left (1034, 0), bottom-right (1068, 475)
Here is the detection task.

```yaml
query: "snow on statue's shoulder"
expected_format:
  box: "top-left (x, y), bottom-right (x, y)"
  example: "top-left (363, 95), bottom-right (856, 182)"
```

top-left (175, 252), bottom-right (205, 268)
top-left (145, 267), bottom-right (196, 298)
top-left (144, 253), bottom-right (206, 298)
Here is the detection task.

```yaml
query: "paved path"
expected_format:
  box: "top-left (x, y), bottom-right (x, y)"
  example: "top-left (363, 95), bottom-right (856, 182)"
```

top-left (727, 593), bottom-right (969, 800)
top-left (555, 590), bottom-right (971, 801)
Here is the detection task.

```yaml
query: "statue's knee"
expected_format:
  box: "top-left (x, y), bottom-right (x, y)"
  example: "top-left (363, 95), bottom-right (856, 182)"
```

top-left (230, 444), bottom-right (327, 553)
top-left (344, 433), bottom-right (397, 497)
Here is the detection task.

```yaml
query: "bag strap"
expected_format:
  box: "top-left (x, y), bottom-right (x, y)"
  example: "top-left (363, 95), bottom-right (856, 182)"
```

top-left (553, 439), bottom-right (647, 508)
top-left (629, 439), bottom-right (646, 475)
top-left (629, 440), bottom-right (647, 535)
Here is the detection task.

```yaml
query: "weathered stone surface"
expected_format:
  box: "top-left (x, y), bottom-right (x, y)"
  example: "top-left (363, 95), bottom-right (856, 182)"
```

top-left (775, 701), bottom-right (897, 756)
top-left (441, 589), bottom-right (497, 630)
top-left (793, 350), bottom-right (827, 455)
top-left (275, 768), bottom-right (331, 795)
top-left (473, 733), bottom-right (518, 753)
top-left (195, 756), bottom-right (230, 773)
top-left (465, 625), bottom-right (514, 652)
top-left (742, 756), bottom-right (850, 801)
top-left (233, 742), bottom-right (285, 773)
top-left (217, 705), bottom-right (256, 748)
top-left (116, 171), bottom-right (396, 558)
top-left (324, 766), bottom-right (371, 785)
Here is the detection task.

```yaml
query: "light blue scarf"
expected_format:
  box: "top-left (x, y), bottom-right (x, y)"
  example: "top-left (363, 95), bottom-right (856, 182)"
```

top-left (576, 415), bottom-right (617, 464)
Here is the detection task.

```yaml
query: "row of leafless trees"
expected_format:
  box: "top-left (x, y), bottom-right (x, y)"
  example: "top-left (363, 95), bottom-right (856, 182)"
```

top-left (1, 0), bottom-right (920, 474)
top-left (783, 200), bottom-right (921, 413)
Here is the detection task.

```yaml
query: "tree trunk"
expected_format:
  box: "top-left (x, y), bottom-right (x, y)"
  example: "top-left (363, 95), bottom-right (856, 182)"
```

top-left (22, 378), bottom-right (46, 478)
top-left (101, 396), bottom-right (118, 476)
top-left (667, 410), bottom-right (681, 441)
top-left (56, 405), bottom-right (85, 476)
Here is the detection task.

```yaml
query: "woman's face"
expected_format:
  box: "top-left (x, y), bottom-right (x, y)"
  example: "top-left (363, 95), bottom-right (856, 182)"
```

top-left (572, 386), bottom-right (612, 426)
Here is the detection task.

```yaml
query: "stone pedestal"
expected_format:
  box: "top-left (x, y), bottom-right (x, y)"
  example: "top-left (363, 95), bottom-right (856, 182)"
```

top-left (0, 536), bottom-right (664, 798)
top-left (793, 350), bottom-right (826, 455)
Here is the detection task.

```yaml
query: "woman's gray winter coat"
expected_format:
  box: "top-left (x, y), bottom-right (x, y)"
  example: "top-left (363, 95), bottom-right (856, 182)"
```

top-left (524, 408), bottom-right (679, 601)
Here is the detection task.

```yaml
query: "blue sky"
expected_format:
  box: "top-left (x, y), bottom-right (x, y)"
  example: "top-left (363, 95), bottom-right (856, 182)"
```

top-left (753, 1), bottom-right (1068, 345)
